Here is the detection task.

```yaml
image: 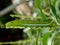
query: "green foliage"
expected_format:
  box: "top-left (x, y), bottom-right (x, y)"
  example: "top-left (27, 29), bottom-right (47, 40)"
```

top-left (50, 0), bottom-right (60, 25)
top-left (0, 0), bottom-right (60, 45)
top-left (35, 0), bottom-right (47, 21)
top-left (43, 32), bottom-right (51, 45)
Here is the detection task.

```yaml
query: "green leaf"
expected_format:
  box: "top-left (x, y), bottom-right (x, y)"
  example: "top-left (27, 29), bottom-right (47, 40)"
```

top-left (6, 19), bottom-right (50, 28)
top-left (35, 0), bottom-right (47, 21)
top-left (51, 0), bottom-right (57, 6)
top-left (43, 32), bottom-right (51, 45)
top-left (47, 30), bottom-right (58, 45)
top-left (50, 5), bottom-right (56, 15)
top-left (55, 0), bottom-right (60, 15)
top-left (50, 0), bottom-right (60, 25)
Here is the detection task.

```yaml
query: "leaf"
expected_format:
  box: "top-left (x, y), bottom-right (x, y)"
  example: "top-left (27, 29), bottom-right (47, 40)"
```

top-left (50, 4), bottom-right (56, 15)
top-left (55, 0), bottom-right (60, 15)
top-left (51, 0), bottom-right (57, 6)
top-left (47, 30), bottom-right (58, 45)
top-left (6, 19), bottom-right (50, 28)
top-left (35, 0), bottom-right (47, 21)
top-left (36, 36), bottom-right (38, 45)
top-left (50, 0), bottom-right (60, 25)
top-left (43, 32), bottom-right (51, 45)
